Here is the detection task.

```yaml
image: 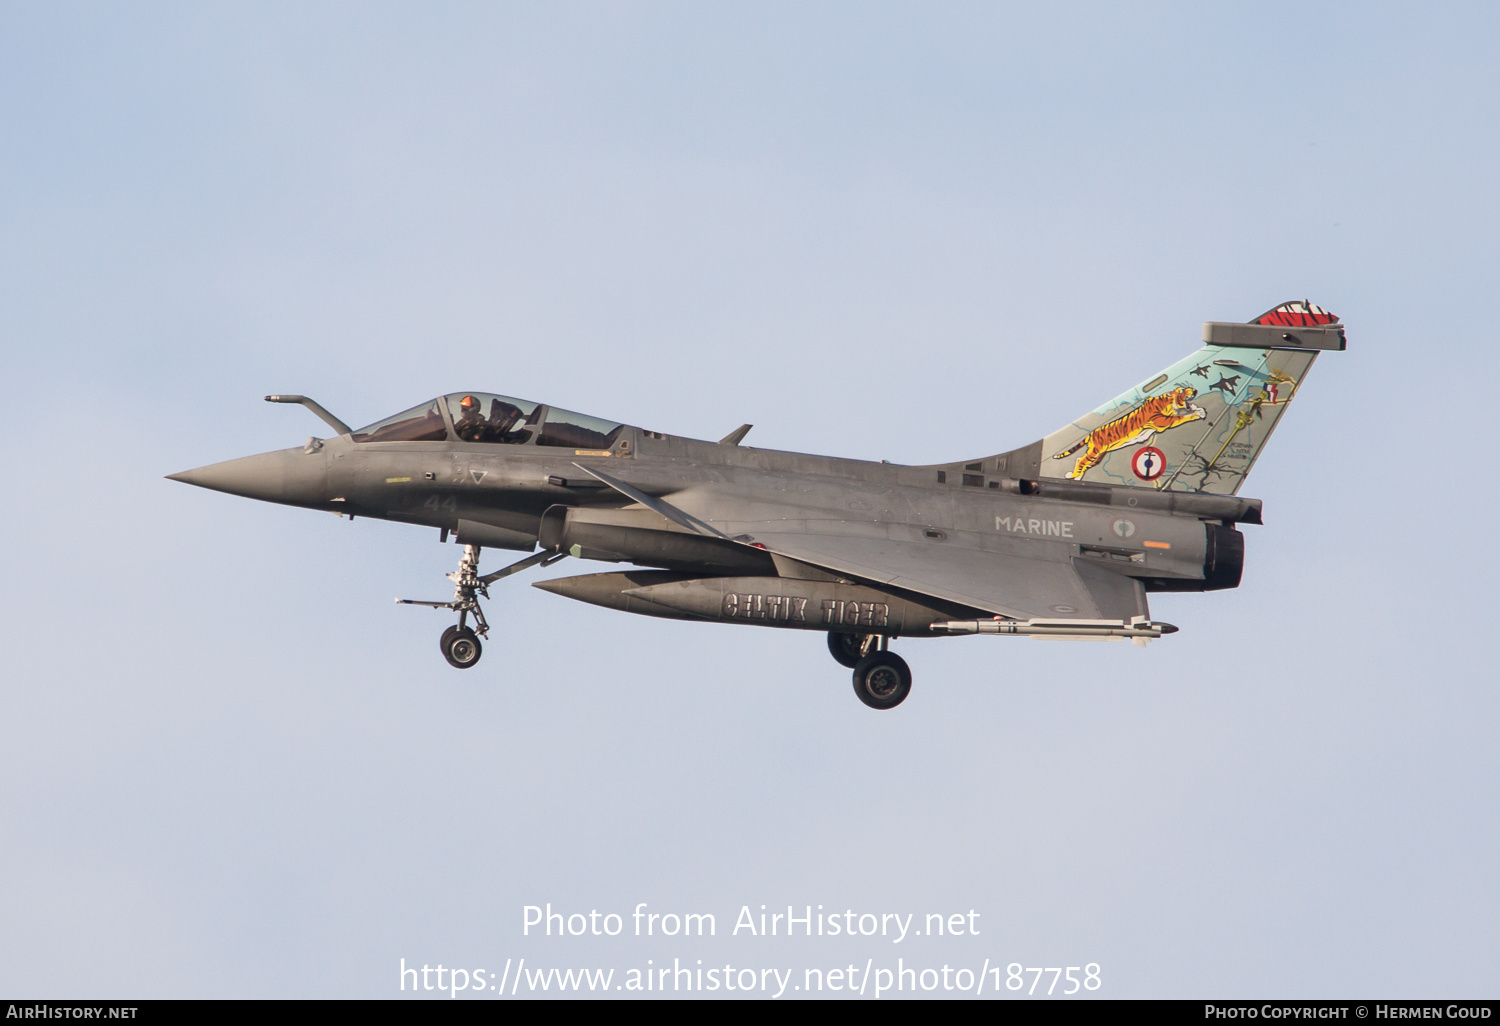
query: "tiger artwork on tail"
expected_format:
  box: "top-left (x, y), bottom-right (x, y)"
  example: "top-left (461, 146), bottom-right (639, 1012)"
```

top-left (1051, 386), bottom-right (1206, 480)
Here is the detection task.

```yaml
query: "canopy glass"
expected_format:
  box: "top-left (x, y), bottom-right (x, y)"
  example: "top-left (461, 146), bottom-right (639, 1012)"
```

top-left (352, 394), bottom-right (625, 450)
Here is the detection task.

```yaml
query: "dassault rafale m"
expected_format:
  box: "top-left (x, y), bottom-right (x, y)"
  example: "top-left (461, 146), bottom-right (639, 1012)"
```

top-left (169, 301), bottom-right (1345, 709)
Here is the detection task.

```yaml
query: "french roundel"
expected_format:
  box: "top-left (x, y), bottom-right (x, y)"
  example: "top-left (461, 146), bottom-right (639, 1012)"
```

top-left (1131, 446), bottom-right (1166, 481)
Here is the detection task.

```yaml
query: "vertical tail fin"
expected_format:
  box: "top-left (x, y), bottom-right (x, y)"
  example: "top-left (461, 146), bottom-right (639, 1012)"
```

top-left (1027, 302), bottom-right (1345, 495)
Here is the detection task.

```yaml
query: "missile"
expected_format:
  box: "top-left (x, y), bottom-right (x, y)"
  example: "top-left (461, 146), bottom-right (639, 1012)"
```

top-left (931, 616), bottom-right (1178, 646)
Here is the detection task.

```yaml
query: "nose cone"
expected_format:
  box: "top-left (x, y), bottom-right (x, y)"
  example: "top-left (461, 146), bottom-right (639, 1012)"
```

top-left (168, 447), bottom-right (328, 508)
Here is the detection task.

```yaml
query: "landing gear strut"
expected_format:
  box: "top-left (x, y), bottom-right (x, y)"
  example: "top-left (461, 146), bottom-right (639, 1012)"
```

top-left (398, 544), bottom-right (563, 669)
top-left (827, 631), bottom-right (874, 668)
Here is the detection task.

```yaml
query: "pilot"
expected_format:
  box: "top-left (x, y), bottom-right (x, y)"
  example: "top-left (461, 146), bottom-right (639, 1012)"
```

top-left (454, 394), bottom-right (487, 442)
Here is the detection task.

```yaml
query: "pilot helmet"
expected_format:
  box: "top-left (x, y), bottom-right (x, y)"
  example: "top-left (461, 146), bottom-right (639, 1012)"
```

top-left (459, 395), bottom-right (480, 414)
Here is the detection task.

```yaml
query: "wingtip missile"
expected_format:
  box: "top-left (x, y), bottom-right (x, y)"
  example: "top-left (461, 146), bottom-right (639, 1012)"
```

top-left (931, 617), bottom-right (1179, 640)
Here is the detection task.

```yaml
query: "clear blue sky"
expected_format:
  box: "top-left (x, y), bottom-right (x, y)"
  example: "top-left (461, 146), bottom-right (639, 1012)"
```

top-left (2, 2), bottom-right (1496, 998)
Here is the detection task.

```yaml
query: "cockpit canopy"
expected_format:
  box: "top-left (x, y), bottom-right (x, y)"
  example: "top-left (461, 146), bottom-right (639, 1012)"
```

top-left (350, 393), bottom-right (625, 450)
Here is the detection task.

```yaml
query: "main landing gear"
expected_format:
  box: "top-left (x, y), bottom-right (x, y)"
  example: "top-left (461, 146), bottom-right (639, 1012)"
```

top-left (398, 544), bottom-right (564, 669)
top-left (828, 632), bottom-right (912, 710)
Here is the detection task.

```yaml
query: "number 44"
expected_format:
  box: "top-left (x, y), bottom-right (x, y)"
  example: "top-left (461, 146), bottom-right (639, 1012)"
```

top-left (423, 495), bottom-right (458, 512)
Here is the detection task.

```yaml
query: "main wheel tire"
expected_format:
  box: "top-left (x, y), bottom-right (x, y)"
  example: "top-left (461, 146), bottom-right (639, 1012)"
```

top-left (439, 624), bottom-right (459, 655)
top-left (443, 627), bottom-right (483, 669)
top-left (851, 651), bottom-right (911, 710)
top-left (827, 631), bottom-right (868, 669)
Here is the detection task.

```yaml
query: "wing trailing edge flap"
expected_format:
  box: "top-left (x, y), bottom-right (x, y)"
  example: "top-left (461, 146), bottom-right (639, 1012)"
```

top-left (750, 532), bottom-right (1149, 622)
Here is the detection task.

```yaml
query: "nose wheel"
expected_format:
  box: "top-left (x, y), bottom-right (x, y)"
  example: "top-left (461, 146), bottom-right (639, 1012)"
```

top-left (399, 544), bottom-right (564, 669)
top-left (440, 625), bottom-right (483, 669)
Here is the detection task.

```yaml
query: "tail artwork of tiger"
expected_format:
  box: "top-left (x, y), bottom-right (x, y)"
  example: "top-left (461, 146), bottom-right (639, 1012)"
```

top-left (1032, 301), bottom-right (1346, 496)
top-left (1052, 386), bottom-right (1207, 480)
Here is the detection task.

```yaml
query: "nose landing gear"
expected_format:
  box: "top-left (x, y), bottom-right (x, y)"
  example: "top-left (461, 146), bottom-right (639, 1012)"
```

top-left (439, 624), bottom-right (482, 669)
top-left (398, 544), bottom-right (563, 669)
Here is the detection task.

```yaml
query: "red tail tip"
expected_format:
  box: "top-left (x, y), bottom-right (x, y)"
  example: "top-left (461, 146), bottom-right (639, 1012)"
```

top-left (1252, 300), bottom-right (1339, 327)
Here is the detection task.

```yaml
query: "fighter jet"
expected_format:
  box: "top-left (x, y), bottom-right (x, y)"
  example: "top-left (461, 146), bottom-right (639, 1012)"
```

top-left (168, 300), bottom-right (1345, 709)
